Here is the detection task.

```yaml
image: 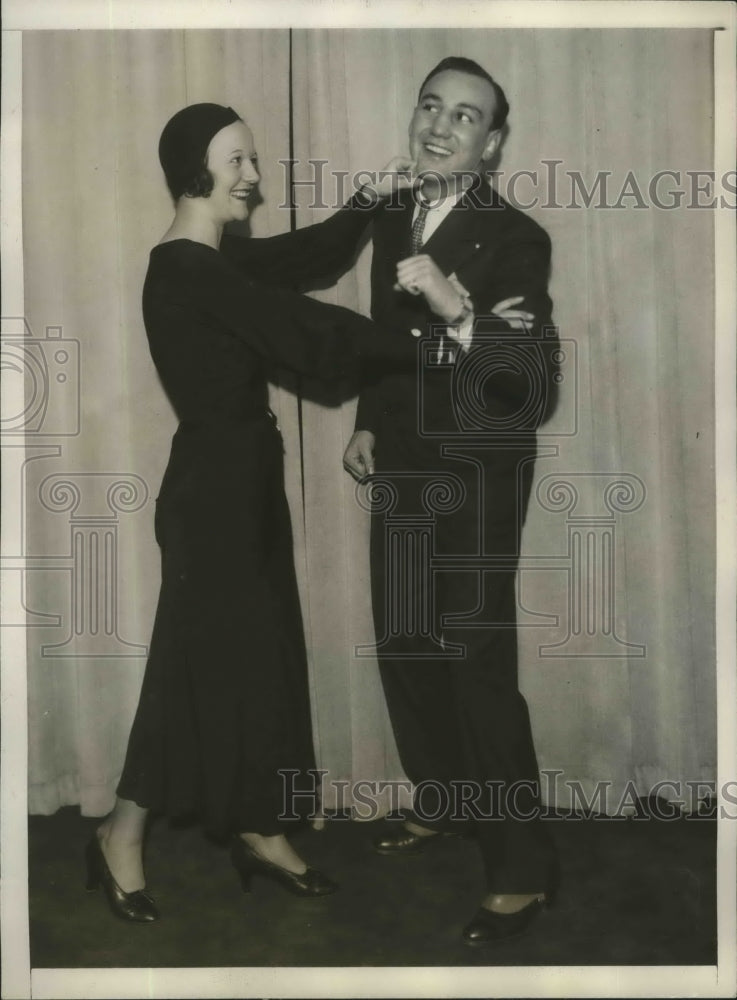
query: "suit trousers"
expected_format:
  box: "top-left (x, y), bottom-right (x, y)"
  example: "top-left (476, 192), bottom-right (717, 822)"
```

top-left (369, 423), bottom-right (556, 893)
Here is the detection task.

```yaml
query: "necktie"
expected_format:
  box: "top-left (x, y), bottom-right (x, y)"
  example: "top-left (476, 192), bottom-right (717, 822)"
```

top-left (410, 201), bottom-right (431, 255)
top-left (409, 199), bottom-right (450, 363)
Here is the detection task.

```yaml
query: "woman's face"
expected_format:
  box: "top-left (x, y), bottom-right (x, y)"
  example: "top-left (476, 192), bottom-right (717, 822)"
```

top-left (203, 120), bottom-right (260, 224)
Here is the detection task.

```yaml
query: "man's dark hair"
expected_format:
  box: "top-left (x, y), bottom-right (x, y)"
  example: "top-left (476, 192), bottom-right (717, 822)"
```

top-left (417, 56), bottom-right (509, 132)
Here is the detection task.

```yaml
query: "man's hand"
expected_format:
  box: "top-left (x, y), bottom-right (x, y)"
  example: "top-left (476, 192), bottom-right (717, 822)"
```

top-left (367, 157), bottom-right (416, 199)
top-left (343, 430), bottom-right (376, 481)
top-left (490, 296), bottom-right (535, 330)
top-left (395, 254), bottom-right (464, 322)
top-left (445, 296), bottom-right (536, 352)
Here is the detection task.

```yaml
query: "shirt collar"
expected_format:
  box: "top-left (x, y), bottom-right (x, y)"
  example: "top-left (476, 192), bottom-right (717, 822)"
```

top-left (416, 173), bottom-right (478, 211)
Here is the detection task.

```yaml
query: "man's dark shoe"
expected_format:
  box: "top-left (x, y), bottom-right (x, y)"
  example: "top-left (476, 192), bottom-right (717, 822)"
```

top-left (461, 895), bottom-right (548, 946)
top-left (371, 825), bottom-right (458, 856)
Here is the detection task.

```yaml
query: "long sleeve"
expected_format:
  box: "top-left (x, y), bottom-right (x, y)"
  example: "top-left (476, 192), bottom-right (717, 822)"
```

top-left (463, 232), bottom-right (558, 423)
top-left (354, 346), bottom-right (392, 436)
top-left (220, 192), bottom-right (379, 290)
top-left (354, 194), bottom-right (558, 434)
top-left (353, 214), bottom-right (416, 435)
top-left (146, 241), bottom-right (417, 385)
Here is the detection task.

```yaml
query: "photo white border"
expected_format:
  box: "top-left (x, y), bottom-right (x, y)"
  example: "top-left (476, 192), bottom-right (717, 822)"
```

top-left (1, 25), bottom-right (30, 1000)
top-left (2, 2), bottom-right (735, 998)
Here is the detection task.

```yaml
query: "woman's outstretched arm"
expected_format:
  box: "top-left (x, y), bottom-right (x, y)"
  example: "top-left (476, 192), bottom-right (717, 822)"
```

top-left (220, 157), bottom-right (413, 288)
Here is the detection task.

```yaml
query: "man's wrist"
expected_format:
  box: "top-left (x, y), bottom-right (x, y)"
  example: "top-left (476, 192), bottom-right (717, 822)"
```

top-left (446, 291), bottom-right (474, 327)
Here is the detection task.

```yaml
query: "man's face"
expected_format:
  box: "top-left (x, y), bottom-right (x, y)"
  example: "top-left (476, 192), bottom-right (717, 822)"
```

top-left (408, 69), bottom-right (501, 194)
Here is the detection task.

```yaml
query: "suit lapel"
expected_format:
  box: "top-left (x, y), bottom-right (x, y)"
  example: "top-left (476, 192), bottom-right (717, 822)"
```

top-left (422, 177), bottom-right (504, 276)
top-left (375, 178), bottom-right (506, 279)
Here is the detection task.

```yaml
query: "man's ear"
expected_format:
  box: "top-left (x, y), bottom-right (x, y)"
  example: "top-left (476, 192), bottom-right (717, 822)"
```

top-left (481, 129), bottom-right (502, 162)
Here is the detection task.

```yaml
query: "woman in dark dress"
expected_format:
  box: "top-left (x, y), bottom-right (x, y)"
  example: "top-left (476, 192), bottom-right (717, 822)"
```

top-left (85, 103), bottom-right (417, 921)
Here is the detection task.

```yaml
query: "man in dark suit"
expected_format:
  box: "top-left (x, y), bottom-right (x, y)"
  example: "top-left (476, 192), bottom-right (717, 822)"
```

top-left (343, 57), bottom-right (559, 944)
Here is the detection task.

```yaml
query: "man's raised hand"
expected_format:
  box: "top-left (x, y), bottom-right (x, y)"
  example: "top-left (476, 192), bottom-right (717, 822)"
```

top-left (395, 254), bottom-right (466, 322)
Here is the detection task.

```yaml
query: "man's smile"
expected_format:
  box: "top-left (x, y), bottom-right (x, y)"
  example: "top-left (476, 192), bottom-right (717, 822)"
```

top-left (422, 142), bottom-right (453, 157)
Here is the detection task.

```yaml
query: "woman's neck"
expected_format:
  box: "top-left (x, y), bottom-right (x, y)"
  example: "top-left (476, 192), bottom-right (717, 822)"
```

top-left (158, 199), bottom-right (222, 249)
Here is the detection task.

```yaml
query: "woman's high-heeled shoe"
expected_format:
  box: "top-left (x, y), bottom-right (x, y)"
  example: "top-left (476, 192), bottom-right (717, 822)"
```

top-left (230, 837), bottom-right (338, 898)
top-left (85, 835), bottom-right (159, 922)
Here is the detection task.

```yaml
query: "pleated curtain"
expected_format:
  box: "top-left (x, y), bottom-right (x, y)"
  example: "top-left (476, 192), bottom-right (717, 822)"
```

top-left (21, 28), bottom-right (715, 818)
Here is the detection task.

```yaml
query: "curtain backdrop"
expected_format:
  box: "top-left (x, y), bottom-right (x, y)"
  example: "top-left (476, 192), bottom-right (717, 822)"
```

top-left (21, 28), bottom-right (715, 819)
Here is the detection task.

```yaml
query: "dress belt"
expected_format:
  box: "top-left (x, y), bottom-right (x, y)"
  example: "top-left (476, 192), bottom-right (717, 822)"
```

top-left (178, 409), bottom-right (278, 431)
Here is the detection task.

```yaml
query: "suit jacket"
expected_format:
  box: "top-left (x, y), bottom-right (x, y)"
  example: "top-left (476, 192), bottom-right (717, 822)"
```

top-left (220, 182), bottom-right (557, 457)
top-left (218, 184), bottom-right (555, 560)
top-left (355, 179), bottom-right (557, 450)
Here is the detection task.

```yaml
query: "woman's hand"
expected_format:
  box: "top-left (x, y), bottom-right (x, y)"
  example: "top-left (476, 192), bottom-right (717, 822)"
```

top-left (368, 156), bottom-right (416, 199)
top-left (395, 254), bottom-right (465, 322)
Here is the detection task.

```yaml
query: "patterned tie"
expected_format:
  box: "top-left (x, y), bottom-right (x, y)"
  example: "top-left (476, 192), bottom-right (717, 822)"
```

top-left (409, 199), bottom-right (449, 363)
top-left (410, 201), bottom-right (431, 255)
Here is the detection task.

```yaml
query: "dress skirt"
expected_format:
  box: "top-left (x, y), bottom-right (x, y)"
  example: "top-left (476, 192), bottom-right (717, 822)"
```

top-left (117, 413), bottom-right (318, 839)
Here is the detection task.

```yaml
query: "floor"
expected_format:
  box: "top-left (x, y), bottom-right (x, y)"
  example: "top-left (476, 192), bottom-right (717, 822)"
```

top-left (28, 805), bottom-right (716, 969)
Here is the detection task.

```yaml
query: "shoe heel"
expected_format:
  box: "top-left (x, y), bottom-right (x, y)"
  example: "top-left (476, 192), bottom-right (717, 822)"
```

top-left (229, 837), bottom-right (338, 898)
top-left (84, 840), bottom-right (100, 891)
top-left (230, 840), bottom-right (255, 893)
top-left (544, 869), bottom-right (560, 909)
top-left (84, 834), bottom-right (159, 922)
